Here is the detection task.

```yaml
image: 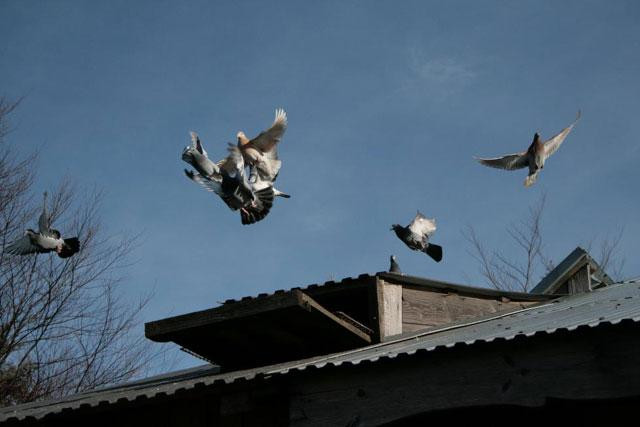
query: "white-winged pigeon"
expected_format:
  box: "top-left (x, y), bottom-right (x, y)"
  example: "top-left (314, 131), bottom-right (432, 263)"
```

top-left (391, 211), bottom-right (443, 262)
top-left (237, 109), bottom-right (288, 184)
top-left (476, 111), bottom-right (581, 187)
top-left (5, 192), bottom-right (80, 258)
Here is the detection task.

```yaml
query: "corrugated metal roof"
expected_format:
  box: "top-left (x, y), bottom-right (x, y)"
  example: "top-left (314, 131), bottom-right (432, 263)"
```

top-left (3, 281), bottom-right (640, 423)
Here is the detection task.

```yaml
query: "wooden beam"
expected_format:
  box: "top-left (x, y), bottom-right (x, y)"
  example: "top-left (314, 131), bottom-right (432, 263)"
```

top-left (293, 290), bottom-right (372, 343)
top-left (145, 293), bottom-right (300, 341)
top-left (376, 278), bottom-right (402, 339)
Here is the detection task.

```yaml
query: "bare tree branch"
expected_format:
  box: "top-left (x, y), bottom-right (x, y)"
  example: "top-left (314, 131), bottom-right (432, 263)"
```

top-left (464, 194), bottom-right (626, 292)
top-left (0, 97), bottom-right (159, 405)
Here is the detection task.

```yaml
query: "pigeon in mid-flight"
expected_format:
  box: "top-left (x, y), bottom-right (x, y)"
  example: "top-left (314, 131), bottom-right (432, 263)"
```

top-left (475, 111), bottom-right (581, 187)
top-left (5, 192), bottom-right (80, 258)
top-left (391, 211), bottom-right (443, 262)
top-left (182, 135), bottom-right (274, 225)
top-left (237, 109), bottom-right (288, 184)
top-left (389, 255), bottom-right (402, 273)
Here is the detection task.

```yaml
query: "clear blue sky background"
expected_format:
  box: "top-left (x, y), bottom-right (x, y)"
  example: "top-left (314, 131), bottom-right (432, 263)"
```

top-left (2, 0), bottom-right (639, 369)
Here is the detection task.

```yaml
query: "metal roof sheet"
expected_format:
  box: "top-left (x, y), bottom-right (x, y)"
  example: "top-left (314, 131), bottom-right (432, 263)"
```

top-left (3, 281), bottom-right (640, 423)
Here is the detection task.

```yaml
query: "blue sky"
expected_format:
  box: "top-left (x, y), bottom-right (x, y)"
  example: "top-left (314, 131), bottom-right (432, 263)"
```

top-left (2, 0), bottom-right (639, 368)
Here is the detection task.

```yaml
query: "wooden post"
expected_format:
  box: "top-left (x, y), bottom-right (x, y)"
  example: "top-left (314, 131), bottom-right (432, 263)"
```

top-left (376, 278), bottom-right (403, 340)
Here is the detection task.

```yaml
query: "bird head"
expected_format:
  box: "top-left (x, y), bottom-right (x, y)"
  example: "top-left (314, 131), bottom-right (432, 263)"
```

top-left (390, 255), bottom-right (397, 262)
top-left (237, 131), bottom-right (249, 146)
top-left (390, 224), bottom-right (402, 233)
top-left (181, 145), bottom-right (195, 164)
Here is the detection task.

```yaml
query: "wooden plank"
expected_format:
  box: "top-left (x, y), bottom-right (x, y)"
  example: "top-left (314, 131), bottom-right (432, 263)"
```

top-left (378, 272), bottom-right (551, 302)
top-left (289, 321), bottom-right (640, 426)
top-left (376, 279), bottom-right (403, 339)
top-left (567, 263), bottom-right (591, 294)
top-left (145, 293), bottom-right (301, 341)
top-left (294, 290), bottom-right (372, 343)
top-left (401, 287), bottom-right (536, 333)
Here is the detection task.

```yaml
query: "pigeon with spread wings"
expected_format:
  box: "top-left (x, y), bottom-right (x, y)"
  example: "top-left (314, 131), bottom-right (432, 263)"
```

top-left (391, 211), bottom-right (443, 262)
top-left (182, 133), bottom-right (274, 225)
top-left (237, 109), bottom-right (288, 184)
top-left (476, 111), bottom-right (581, 187)
top-left (5, 192), bottom-right (80, 258)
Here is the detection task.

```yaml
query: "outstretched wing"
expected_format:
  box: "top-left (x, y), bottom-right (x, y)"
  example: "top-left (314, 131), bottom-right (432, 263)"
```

top-left (5, 235), bottom-right (44, 255)
top-left (408, 211), bottom-right (436, 238)
top-left (475, 152), bottom-right (529, 170)
top-left (543, 110), bottom-right (581, 159)
top-left (184, 169), bottom-right (223, 196)
top-left (247, 108), bottom-right (287, 154)
top-left (190, 131), bottom-right (207, 156)
top-left (38, 192), bottom-right (51, 235)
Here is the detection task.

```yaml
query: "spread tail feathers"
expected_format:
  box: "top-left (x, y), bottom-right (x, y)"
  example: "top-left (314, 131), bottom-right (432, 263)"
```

top-left (58, 237), bottom-right (80, 258)
top-left (240, 187), bottom-right (275, 225)
top-left (423, 243), bottom-right (443, 262)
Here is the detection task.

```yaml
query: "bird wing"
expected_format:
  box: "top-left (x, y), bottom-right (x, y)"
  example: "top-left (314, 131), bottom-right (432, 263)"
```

top-left (38, 192), bottom-right (52, 236)
top-left (543, 110), bottom-right (581, 159)
top-left (190, 131), bottom-right (207, 157)
top-left (184, 169), bottom-right (223, 196)
top-left (408, 211), bottom-right (436, 237)
top-left (246, 108), bottom-right (287, 154)
top-left (475, 152), bottom-right (529, 170)
top-left (220, 144), bottom-right (246, 178)
top-left (5, 235), bottom-right (44, 255)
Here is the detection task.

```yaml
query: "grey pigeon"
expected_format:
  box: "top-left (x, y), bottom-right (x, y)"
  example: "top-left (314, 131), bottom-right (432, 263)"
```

top-left (182, 135), bottom-right (274, 225)
top-left (391, 211), bottom-right (443, 262)
top-left (5, 192), bottom-right (80, 258)
top-left (237, 109), bottom-right (288, 184)
top-left (476, 111), bottom-right (581, 187)
top-left (389, 255), bottom-right (402, 273)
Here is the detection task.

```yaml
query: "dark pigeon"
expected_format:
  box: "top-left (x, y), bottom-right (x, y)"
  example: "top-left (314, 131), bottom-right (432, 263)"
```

top-left (391, 211), bottom-right (443, 262)
top-left (389, 255), bottom-right (402, 273)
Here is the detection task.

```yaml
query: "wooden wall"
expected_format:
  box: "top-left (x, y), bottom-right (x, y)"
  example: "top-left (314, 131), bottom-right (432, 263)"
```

top-left (400, 285), bottom-right (538, 333)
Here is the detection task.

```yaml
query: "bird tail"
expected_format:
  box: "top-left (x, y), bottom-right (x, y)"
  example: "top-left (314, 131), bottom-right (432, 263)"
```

top-left (274, 188), bottom-right (291, 198)
top-left (240, 187), bottom-right (275, 225)
top-left (423, 243), bottom-right (443, 262)
top-left (524, 171), bottom-right (539, 187)
top-left (58, 237), bottom-right (80, 258)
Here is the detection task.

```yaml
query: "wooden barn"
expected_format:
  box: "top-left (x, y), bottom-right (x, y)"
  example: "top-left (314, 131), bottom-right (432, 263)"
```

top-left (1, 247), bottom-right (639, 426)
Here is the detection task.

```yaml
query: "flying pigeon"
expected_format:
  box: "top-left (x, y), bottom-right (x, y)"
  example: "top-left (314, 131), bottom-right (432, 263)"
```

top-left (182, 135), bottom-right (274, 225)
top-left (475, 111), bottom-right (581, 187)
top-left (389, 255), bottom-right (402, 273)
top-left (5, 192), bottom-right (80, 258)
top-left (237, 108), bottom-right (288, 183)
top-left (391, 211), bottom-right (443, 262)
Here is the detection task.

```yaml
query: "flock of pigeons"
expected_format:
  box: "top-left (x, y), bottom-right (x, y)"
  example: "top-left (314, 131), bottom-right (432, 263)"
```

top-left (181, 109), bottom-right (290, 225)
top-left (4, 109), bottom-right (580, 269)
